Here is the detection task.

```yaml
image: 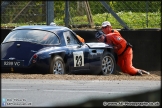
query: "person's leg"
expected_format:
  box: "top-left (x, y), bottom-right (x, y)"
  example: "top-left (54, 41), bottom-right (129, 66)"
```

top-left (122, 47), bottom-right (139, 75)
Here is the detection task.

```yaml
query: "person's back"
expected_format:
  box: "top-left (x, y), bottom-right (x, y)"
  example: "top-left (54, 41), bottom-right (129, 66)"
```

top-left (111, 29), bottom-right (122, 37)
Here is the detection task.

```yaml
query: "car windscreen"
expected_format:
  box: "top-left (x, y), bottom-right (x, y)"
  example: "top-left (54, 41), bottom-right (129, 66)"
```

top-left (2, 29), bottom-right (60, 45)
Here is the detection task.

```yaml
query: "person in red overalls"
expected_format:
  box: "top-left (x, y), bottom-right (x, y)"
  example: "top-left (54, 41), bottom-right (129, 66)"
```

top-left (95, 21), bottom-right (150, 76)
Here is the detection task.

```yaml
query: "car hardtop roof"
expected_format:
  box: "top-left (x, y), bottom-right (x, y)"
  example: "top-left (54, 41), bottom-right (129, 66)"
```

top-left (13, 25), bottom-right (71, 32)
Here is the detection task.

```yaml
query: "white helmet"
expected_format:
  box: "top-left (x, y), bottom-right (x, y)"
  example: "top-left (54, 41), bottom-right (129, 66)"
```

top-left (50, 22), bottom-right (56, 26)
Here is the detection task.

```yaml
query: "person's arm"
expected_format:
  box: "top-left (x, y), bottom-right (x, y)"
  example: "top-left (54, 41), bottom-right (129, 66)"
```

top-left (113, 44), bottom-right (122, 50)
top-left (105, 33), bottom-right (122, 50)
top-left (77, 35), bottom-right (85, 43)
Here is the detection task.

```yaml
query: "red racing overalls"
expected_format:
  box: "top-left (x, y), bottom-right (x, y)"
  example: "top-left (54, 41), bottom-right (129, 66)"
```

top-left (105, 32), bottom-right (139, 75)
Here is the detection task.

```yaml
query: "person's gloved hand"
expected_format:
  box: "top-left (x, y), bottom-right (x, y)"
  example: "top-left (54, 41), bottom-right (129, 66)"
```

top-left (113, 46), bottom-right (118, 49)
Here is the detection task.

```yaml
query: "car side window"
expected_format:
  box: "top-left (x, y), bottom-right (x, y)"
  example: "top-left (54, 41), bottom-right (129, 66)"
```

top-left (27, 30), bottom-right (59, 45)
top-left (63, 31), bottom-right (79, 45)
top-left (41, 32), bottom-right (60, 45)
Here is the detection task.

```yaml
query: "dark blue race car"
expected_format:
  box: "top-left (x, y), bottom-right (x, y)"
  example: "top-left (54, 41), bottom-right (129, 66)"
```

top-left (1, 25), bottom-right (117, 75)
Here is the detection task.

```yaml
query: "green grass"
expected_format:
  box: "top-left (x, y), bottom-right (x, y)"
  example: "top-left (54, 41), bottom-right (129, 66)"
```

top-left (1, 12), bottom-right (161, 29)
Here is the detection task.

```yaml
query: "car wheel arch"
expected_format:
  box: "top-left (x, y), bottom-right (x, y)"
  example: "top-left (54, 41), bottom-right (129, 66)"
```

top-left (49, 52), bottom-right (66, 74)
top-left (104, 48), bottom-right (118, 63)
top-left (100, 50), bottom-right (117, 75)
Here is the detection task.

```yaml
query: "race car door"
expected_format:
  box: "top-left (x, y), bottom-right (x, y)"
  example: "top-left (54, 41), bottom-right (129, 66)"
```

top-left (63, 31), bottom-right (89, 71)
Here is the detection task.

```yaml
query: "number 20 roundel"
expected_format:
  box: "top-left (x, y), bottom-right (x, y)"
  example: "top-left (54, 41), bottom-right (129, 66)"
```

top-left (73, 51), bottom-right (84, 67)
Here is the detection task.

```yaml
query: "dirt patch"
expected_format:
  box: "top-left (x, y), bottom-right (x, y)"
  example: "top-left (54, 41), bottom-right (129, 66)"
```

top-left (1, 71), bottom-right (161, 80)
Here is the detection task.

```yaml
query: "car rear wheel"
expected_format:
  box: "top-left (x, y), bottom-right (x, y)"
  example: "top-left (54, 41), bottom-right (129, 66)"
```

top-left (50, 56), bottom-right (65, 74)
top-left (100, 52), bottom-right (116, 75)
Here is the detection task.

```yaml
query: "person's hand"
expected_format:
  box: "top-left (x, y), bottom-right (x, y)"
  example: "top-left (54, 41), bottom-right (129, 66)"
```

top-left (97, 38), bottom-right (102, 42)
top-left (97, 35), bottom-right (104, 42)
top-left (113, 46), bottom-right (118, 49)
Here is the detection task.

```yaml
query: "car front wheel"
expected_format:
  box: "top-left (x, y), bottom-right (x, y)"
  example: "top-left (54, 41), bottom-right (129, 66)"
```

top-left (49, 56), bottom-right (65, 74)
top-left (101, 52), bottom-right (116, 75)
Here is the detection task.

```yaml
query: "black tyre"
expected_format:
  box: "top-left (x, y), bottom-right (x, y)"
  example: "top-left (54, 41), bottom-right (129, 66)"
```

top-left (100, 52), bottom-right (116, 75)
top-left (49, 56), bottom-right (65, 74)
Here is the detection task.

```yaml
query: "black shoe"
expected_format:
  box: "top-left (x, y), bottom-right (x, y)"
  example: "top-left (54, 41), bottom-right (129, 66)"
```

top-left (136, 71), bottom-right (143, 76)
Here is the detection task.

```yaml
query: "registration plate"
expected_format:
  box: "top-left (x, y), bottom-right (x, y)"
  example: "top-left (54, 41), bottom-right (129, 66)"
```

top-left (1, 60), bottom-right (24, 67)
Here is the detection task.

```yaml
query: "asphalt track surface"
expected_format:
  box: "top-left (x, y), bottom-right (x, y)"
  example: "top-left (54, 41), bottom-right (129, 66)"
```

top-left (1, 79), bottom-right (161, 107)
